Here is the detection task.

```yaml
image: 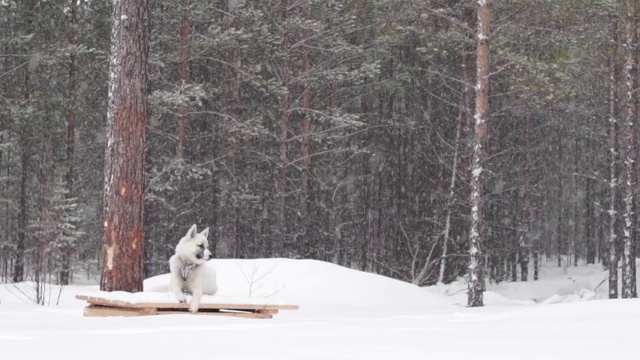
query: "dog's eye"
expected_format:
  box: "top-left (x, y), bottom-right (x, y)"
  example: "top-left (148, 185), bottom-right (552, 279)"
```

top-left (198, 244), bottom-right (204, 249)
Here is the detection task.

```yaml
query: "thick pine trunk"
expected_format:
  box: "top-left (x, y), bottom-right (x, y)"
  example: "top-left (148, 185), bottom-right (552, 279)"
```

top-left (622, 0), bottom-right (638, 299)
top-left (468, 0), bottom-right (490, 307)
top-left (608, 13), bottom-right (620, 299)
top-left (100, 0), bottom-right (149, 293)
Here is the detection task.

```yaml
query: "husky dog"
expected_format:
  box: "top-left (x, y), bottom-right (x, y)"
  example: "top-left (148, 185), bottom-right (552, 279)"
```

top-left (169, 224), bottom-right (218, 312)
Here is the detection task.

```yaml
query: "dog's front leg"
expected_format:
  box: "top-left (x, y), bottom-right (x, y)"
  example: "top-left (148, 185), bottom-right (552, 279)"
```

top-left (170, 277), bottom-right (186, 303)
top-left (169, 256), bottom-right (187, 303)
top-left (189, 288), bottom-right (202, 313)
top-left (187, 267), bottom-right (203, 313)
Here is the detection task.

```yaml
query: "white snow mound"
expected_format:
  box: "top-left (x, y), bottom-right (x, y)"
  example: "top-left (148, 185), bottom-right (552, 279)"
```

top-left (142, 258), bottom-right (449, 310)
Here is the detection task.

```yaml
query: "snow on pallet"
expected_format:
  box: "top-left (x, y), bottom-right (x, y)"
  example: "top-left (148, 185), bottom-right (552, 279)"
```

top-left (76, 295), bottom-right (299, 319)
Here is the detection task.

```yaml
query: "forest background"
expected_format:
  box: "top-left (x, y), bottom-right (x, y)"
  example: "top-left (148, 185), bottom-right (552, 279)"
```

top-left (0, 0), bottom-right (626, 294)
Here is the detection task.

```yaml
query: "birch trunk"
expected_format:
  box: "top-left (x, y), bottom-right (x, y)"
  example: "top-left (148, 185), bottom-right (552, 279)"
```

top-left (622, 0), bottom-right (637, 299)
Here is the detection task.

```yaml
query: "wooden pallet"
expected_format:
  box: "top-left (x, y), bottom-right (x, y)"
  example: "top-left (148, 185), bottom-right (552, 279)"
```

top-left (76, 295), bottom-right (299, 319)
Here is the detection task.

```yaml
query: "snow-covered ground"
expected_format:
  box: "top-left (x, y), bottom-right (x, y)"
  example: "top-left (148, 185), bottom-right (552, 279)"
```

top-left (2, 259), bottom-right (640, 360)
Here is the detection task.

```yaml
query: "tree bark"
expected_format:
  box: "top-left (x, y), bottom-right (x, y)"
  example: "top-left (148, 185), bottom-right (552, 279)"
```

top-left (14, 0), bottom-right (37, 283)
top-left (622, 0), bottom-right (637, 299)
top-left (520, 115), bottom-right (532, 281)
top-left (59, 0), bottom-right (80, 286)
top-left (556, 124), bottom-right (564, 267)
top-left (277, 1), bottom-right (291, 256)
top-left (176, 0), bottom-right (190, 159)
top-left (15, 84), bottom-right (28, 283)
top-left (608, 12), bottom-right (620, 299)
top-left (572, 131), bottom-right (580, 266)
top-left (100, 0), bottom-right (149, 293)
top-left (468, 0), bottom-right (490, 307)
top-left (300, 3), bottom-right (313, 195)
top-left (439, 50), bottom-right (469, 284)
top-left (585, 167), bottom-right (595, 264)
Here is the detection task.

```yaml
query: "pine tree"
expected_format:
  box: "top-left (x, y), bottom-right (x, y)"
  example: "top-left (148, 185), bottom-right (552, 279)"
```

top-left (60, 0), bottom-right (81, 286)
top-left (608, 10), bottom-right (620, 299)
top-left (49, 176), bottom-right (83, 284)
top-left (468, 0), bottom-right (491, 307)
top-left (100, 0), bottom-right (150, 292)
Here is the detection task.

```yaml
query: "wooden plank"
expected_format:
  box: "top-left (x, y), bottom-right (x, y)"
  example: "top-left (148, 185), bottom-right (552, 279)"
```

top-left (77, 295), bottom-right (144, 309)
top-left (84, 305), bottom-right (156, 317)
top-left (76, 295), bottom-right (299, 312)
top-left (83, 305), bottom-right (272, 319)
top-left (154, 310), bottom-right (272, 319)
top-left (256, 309), bottom-right (279, 315)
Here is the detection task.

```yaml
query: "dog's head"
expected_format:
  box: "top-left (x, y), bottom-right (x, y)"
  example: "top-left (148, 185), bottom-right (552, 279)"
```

top-left (176, 224), bottom-right (212, 265)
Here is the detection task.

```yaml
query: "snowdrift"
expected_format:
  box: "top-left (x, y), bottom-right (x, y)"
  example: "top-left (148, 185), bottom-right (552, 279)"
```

top-left (143, 258), bottom-right (450, 311)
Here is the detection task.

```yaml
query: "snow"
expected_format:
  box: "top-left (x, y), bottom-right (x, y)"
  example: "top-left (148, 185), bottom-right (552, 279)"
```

top-left (2, 258), bottom-right (640, 360)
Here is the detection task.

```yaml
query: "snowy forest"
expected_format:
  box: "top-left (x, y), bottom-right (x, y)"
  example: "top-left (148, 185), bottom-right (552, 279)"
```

top-left (0, 0), bottom-right (636, 303)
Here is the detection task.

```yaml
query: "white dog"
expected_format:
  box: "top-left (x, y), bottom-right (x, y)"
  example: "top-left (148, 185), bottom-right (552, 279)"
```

top-left (169, 224), bottom-right (218, 312)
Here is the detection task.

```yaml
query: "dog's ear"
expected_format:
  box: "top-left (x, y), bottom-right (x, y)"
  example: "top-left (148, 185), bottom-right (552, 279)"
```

top-left (199, 227), bottom-right (209, 239)
top-left (186, 224), bottom-right (198, 239)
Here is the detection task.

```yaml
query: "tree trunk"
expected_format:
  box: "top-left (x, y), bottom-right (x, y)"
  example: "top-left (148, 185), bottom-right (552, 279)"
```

top-left (468, 0), bottom-right (490, 308)
top-left (520, 115), bottom-right (532, 281)
top-left (300, 4), bottom-right (313, 196)
top-left (438, 50), bottom-right (469, 284)
top-left (299, 3), bottom-right (314, 256)
top-left (13, 0), bottom-right (39, 284)
top-left (533, 207), bottom-right (539, 280)
top-left (15, 104), bottom-right (28, 284)
top-left (100, 0), bottom-right (149, 293)
top-left (572, 132), bottom-right (580, 266)
top-left (277, 1), bottom-right (291, 256)
top-left (59, 0), bottom-right (80, 286)
top-left (585, 171), bottom-right (595, 264)
top-left (556, 124), bottom-right (564, 267)
top-left (608, 12), bottom-right (620, 299)
top-left (176, 0), bottom-right (190, 159)
top-left (1, 42), bottom-right (9, 283)
top-left (622, 0), bottom-right (638, 299)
